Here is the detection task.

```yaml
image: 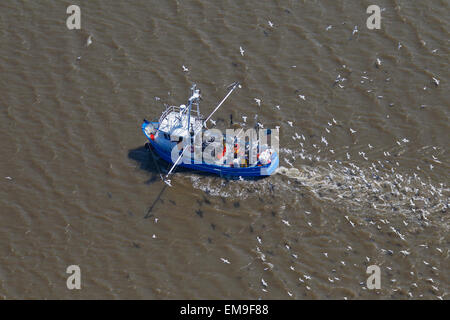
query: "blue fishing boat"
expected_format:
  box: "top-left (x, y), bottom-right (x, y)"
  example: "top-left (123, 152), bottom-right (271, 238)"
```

top-left (141, 83), bottom-right (279, 182)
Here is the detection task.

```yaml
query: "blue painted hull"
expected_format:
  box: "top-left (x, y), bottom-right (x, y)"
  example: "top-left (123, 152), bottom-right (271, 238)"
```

top-left (142, 121), bottom-right (278, 177)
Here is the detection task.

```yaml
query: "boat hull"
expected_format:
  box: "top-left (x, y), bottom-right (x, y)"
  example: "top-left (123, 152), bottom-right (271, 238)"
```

top-left (142, 121), bottom-right (278, 177)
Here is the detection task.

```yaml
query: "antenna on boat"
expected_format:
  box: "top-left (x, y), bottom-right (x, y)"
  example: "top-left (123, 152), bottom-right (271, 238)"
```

top-left (162, 84), bottom-right (203, 186)
top-left (187, 84), bottom-right (201, 131)
top-left (204, 81), bottom-right (240, 127)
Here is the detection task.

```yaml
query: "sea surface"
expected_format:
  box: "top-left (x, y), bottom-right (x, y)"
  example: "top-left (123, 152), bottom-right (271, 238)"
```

top-left (0, 0), bottom-right (448, 299)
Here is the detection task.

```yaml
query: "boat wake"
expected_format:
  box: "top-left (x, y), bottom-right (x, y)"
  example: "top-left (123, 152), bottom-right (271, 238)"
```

top-left (276, 161), bottom-right (448, 226)
top-left (187, 147), bottom-right (448, 229)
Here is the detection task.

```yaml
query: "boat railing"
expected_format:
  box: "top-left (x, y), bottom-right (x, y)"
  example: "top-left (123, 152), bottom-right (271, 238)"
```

top-left (159, 105), bottom-right (203, 124)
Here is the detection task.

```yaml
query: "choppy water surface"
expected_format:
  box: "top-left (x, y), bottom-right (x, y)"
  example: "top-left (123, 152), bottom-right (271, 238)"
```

top-left (0, 0), bottom-right (448, 299)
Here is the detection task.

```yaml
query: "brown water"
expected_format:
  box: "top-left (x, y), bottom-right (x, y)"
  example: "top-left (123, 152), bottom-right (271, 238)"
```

top-left (0, 0), bottom-right (448, 299)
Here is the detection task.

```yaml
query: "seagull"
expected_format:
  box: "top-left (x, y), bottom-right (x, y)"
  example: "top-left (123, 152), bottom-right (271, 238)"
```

top-left (352, 26), bottom-right (358, 35)
top-left (287, 121), bottom-right (293, 127)
top-left (220, 258), bottom-right (231, 264)
top-left (261, 278), bottom-right (268, 287)
top-left (268, 21), bottom-right (274, 28)
top-left (242, 115), bottom-right (247, 123)
top-left (284, 158), bottom-right (293, 167)
top-left (398, 42), bottom-right (402, 50)
top-left (275, 105), bottom-right (280, 110)
top-left (350, 128), bottom-right (356, 134)
top-left (240, 46), bottom-right (245, 56)
top-left (86, 35), bottom-right (93, 47)
top-left (164, 179), bottom-right (172, 187)
top-left (282, 219), bottom-right (291, 226)
top-left (332, 118), bottom-right (337, 124)
top-left (298, 95), bottom-right (306, 100)
top-left (432, 77), bottom-right (440, 86)
top-left (375, 58), bottom-right (382, 68)
top-left (257, 122), bottom-right (264, 129)
top-left (254, 98), bottom-right (261, 106)
top-left (326, 25), bottom-right (332, 31)
top-left (400, 250), bottom-right (410, 256)
top-left (209, 119), bottom-right (216, 126)
top-left (239, 176), bottom-right (244, 181)
top-left (368, 144), bottom-right (373, 149)
top-left (182, 65), bottom-right (189, 72)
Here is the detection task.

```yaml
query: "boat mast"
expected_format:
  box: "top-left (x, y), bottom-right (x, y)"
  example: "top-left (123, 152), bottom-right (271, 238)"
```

top-left (165, 85), bottom-right (200, 183)
top-left (187, 84), bottom-right (200, 133)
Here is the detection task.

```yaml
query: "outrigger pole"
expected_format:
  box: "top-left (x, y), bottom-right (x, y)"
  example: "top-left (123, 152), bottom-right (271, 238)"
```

top-left (166, 144), bottom-right (190, 179)
top-left (204, 82), bottom-right (240, 127)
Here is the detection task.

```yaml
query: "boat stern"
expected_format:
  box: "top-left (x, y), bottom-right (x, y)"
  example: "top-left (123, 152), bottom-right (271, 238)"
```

top-left (260, 151), bottom-right (279, 176)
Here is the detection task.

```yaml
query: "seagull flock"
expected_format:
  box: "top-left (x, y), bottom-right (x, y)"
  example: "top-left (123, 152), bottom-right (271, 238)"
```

top-left (122, 14), bottom-right (448, 300)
